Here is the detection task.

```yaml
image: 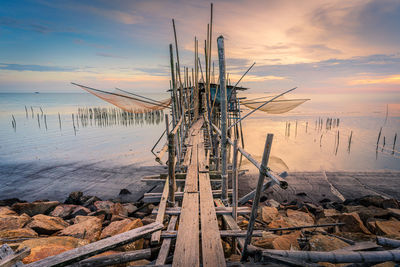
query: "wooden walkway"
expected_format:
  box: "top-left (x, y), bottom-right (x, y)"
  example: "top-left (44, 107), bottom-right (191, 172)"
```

top-left (154, 118), bottom-right (226, 267)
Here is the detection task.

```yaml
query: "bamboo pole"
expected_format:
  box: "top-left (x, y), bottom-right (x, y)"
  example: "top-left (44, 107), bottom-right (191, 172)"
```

top-left (232, 139), bottom-right (239, 220)
top-left (167, 132), bottom-right (176, 207)
top-left (218, 36), bottom-right (228, 202)
top-left (241, 134), bottom-right (273, 261)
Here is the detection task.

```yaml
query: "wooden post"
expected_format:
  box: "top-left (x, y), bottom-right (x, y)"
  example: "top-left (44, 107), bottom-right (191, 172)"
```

top-left (165, 114), bottom-right (169, 134)
top-left (241, 134), bottom-right (273, 262)
top-left (167, 132), bottom-right (176, 207)
top-left (169, 44), bottom-right (177, 129)
top-left (218, 35), bottom-right (228, 202)
top-left (232, 139), bottom-right (239, 220)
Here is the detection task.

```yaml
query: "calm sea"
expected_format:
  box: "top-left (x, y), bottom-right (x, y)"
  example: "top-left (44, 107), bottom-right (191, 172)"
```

top-left (0, 92), bottom-right (399, 171)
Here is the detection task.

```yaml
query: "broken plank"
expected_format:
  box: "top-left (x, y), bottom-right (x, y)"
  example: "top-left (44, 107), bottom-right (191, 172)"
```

top-left (151, 178), bottom-right (169, 245)
top-left (155, 216), bottom-right (178, 265)
top-left (26, 222), bottom-right (163, 267)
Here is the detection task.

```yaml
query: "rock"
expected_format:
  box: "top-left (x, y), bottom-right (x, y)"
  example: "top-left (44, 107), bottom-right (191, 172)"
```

top-left (268, 216), bottom-right (295, 231)
top-left (87, 210), bottom-right (107, 222)
top-left (0, 206), bottom-right (18, 216)
top-left (321, 209), bottom-right (340, 218)
top-left (261, 206), bottom-right (279, 224)
top-left (111, 214), bottom-right (128, 222)
top-left (335, 232), bottom-right (375, 242)
top-left (253, 232), bottom-right (279, 249)
top-left (94, 201), bottom-right (127, 216)
top-left (286, 209), bottom-right (315, 226)
top-left (0, 198), bottom-right (26, 207)
top-left (27, 214), bottom-right (69, 235)
top-left (100, 218), bottom-right (144, 251)
top-left (18, 236), bottom-right (88, 264)
top-left (50, 205), bottom-right (77, 219)
top-left (388, 208), bottom-right (400, 220)
top-left (309, 234), bottom-right (350, 251)
top-left (64, 191), bottom-right (83, 205)
top-left (221, 240), bottom-right (231, 258)
top-left (227, 254), bottom-right (241, 262)
top-left (237, 216), bottom-right (249, 228)
top-left (334, 212), bottom-right (371, 234)
top-left (343, 205), bottom-right (389, 224)
top-left (12, 201), bottom-right (59, 216)
top-left (0, 213), bottom-right (31, 231)
top-left (122, 203), bottom-right (138, 215)
top-left (316, 217), bottom-right (338, 232)
top-left (0, 228), bottom-right (38, 239)
top-left (303, 203), bottom-right (323, 215)
top-left (265, 199), bottom-right (280, 208)
top-left (375, 219), bottom-right (400, 238)
top-left (119, 188), bottom-right (132, 195)
top-left (382, 199), bottom-right (400, 209)
top-left (272, 231), bottom-right (301, 250)
top-left (59, 216), bottom-right (102, 242)
top-left (358, 195), bottom-right (385, 208)
top-left (82, 196), bottom-right (101, 209)
top-left (71, 206), bottom-right (91, 218)
top-left (141, 215), bottom-right (156, 225)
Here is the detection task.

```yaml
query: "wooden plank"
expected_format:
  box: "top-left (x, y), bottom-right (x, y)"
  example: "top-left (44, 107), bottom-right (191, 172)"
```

top-left (160, 229), bottom-right (264, 238)
top-left (0, 244), bottom-right (29, 267)
top-left (26, 222), bottom-right (163, 267)
top-left (172, 192), bottom-right (199, 267)
top-left (152, 206), bottom-right (251, 216)
top-left (143, 190), bottom-right (232, 203)
top-left (151, 178), bottom-right (169, 245)
top-left (199, 171), bottom-right (226, 266)
top-left (215, 199), bottom-right (245, 250)
top-left (155, 216), bottom-right (178, 265)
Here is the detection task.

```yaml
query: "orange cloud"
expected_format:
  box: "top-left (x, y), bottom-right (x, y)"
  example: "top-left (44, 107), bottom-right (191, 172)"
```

top-left (349, 75), bottom-right (400, 85)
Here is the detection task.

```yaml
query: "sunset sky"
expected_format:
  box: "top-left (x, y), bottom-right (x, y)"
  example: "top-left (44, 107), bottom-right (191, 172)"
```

top-left (1, 0), bottom-right (400, 94)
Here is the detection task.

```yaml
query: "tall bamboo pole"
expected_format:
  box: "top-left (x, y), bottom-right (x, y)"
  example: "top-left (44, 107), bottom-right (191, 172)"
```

top-left (232, 139), bottom-right (239, 220)
top-left (241, 134), bottom-right (274, 261)
top-left (169, 44), bottom-right (177, 129)
top-left (167, 132), bottom-right (176, 207)
top-left (218, 36), bottom-right (228, 202)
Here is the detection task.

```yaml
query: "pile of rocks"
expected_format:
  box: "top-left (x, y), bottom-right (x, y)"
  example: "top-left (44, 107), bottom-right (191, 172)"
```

top-left (226, 195), bottom-right (400, 265)
top-left (0, 191), bottom-right (155, 265)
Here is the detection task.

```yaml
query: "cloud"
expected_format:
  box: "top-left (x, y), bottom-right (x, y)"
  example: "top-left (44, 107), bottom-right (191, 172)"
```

top-left (0, 16), bottom-right (76, 34)
top-left (96, 52), bottom-right (125, 59)
top-left (349, 75), bottom-right (400, 85)
top-left (135, 66), bottom-right (169, 77)
top-left (74, 39), bottom-right (109, 49)
top-left (0, 63), bottom-right (76, 72)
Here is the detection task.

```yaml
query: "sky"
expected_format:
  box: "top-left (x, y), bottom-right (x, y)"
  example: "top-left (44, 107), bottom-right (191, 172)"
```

top-left (0, 0), bottom-right (400, 94)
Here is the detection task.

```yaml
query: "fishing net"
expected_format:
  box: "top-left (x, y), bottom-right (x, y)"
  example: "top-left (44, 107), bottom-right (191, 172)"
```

top-left (73, 83), bottom-right (171, 114)
top-left (242, 95), bottom-right (309, 114)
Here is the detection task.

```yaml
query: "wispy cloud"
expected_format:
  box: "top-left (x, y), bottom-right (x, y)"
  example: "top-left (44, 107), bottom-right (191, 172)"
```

top-left (0, 63), bottom-right (77, 72)
top-left (349, 74), bottom-right (400, 85)
top-left (96, 52), bottom-right (125, 59)
top-left (0, 16), bottom-right (76, 34)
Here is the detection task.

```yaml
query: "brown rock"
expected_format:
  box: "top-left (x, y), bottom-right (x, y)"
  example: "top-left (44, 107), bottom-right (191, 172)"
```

top-left (94, 200), bottom-right (115, 213)
top-left (87, 210), bottom-right (107, 222)
top-left (309, 234), bottom-right (350, 251)
top-left (343, 206), bottom-right (389, 224)
top-left (382, 199), bottom-right (400, 209)
top-left (12, 201), bottom-right (59, 216)
top-left (70, 206), bottom-right (91, 218)
top-left (141, 215), bottom-right (155, 225)
top-left (128, 259), bottom-right (151, 266)
top-left (321, 209), bottom-right (340, 217)
top-left (0, 206), bottom-right (18, 216)
top-left (272, 231), bottom-right (301, 250)
top-left (64, 191), bottom-right (83, 205)
top-left (100, 218), bottom-right (144, 251)
top-left (18, 236), bottom-right (88, 264)
top-left (111, 214), bottom-right (128, 222)
top-left (27, 214), bottom-right (69, 235)
top-left (0, 213), bottom-right (31, 231)
top-left (334, 212), bottom-right (371, 234)
top-left (0, 228), bottom-right (38, 239)
top-left (50, 204), bottom-right (77, 219)
top-left (388, 208), bottom-right (400, 220)
top-left (59, 216), bottom-right (102, 242)
top-left (122, 203), bottom-right (138, 215)
top-left (286, 209), bottom-right (315, 226)
top-left (261, 206), bottom-right (279, 224)
top-left (375, 219), bottom-right (400, 238)
top-left (268, 216), bottom-right (294, 231)
top-left (253, 232), bottom-right (279, 249)
top-left (336, 232), bottom-right (375, 242)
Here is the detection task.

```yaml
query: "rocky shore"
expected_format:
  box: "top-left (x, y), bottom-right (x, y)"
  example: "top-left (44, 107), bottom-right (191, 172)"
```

top-left (1, 191), bottom-right (400, 266)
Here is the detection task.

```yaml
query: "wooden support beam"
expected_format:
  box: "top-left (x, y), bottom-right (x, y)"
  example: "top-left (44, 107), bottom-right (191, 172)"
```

top-left (151, 178), bottom-right (169, 245)
top-left (0, 245), bottom-right (30, 267)
top-left (26, 222), bottom-right (163, 267)
top-left (156, 216), bottom-right (178, 265)
top-left (152, 206), bottom-right (251, 216)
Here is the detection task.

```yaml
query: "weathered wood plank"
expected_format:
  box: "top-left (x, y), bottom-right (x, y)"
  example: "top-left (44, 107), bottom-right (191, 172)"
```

top-left (26, 222), bottom-right (163, 267)
top-left (172, 192), bottom-right (199, 267)
top-left (155, 216), bottom-right (178, 265)
top-left (199, 142), bottom-right (226, 266)
top-left (151, 178), bottom-right (169, 245)
top-left (160, 229), bottom-right (265, 238)
top-left (215, 199), bottom-right (245, 250)
top-left (0, 244), bottom-right (29, 267)
top-left (143, 189), bottom-right (232, 203)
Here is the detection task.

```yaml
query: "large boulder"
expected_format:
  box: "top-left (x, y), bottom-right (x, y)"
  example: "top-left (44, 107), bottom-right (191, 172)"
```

top-left (0, 207), bottom-right (18, 216)
top-left (253, 232), bottom-right (279, 249)
top-left (94, 201), bottom-right (127, 216)
top-left (309, 234), bottom-right (350, 251)
top-left (18, 236), bottom-right (88, 264)
top-left (286, 209), bottom-right (315, 226)
top-left (0, 213), bottom-right (31, 231)
top-left (388, 208), bottom-right (400, 220)
top-left (333, 212), bottom-right (371, 234)
top-left (59, 216), bottom-right (102, 242)
top-left (261, 206), bottom-right (279, 224)
top-left (343, 205), bottom-right (389, 224)
top-left (50, 204), bottom-right (77, 219)
top-left (70, 206), bottom-right (91, 218)
top-left (100, 218), bottom-right (144, 251)
top-left (375, 219), bottom-right (400, 238)
top-left (12, 201), bottom-right (59, 216)
top-left (27, 214), bottom-right (69, 235)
